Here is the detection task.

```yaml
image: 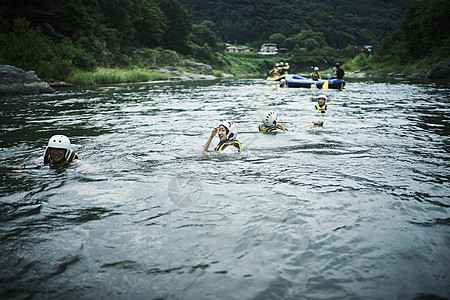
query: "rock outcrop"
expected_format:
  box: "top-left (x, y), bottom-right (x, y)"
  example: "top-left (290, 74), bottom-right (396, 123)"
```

top-left (0, 65), bottom-right (55, 95)
top-left (150, 66), bottom-right (216, 81)
top-left (133, 50), bottom-right (181, 67)
top-left (183, 60), bottom-right (213, 75)
top-left (426, 59), bottom-right (450, 79)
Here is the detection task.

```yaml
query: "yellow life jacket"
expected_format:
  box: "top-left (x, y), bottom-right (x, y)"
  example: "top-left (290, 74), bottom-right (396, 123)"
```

top-left (44, 148), bottom-right (79, 167)
top-left (315, 104), bottom-right (327, 111)
top-left (215, 139), bottom-right (242, 152)
top-left (311, 72), bottom-right (320, 81)
top-left (258, 124), bottom-right (279, 133)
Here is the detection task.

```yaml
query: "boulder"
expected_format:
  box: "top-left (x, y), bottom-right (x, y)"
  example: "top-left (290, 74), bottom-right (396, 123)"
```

top-left (360, 66), bottom-right (374, 71)
top-left (140, 50), bottom-right (181, 66)
top-left (183, 60), bottom-right (213, 75)
top-left (158, 51), bottom-right (181, 66)
top-left (0, 65), bottom-right (54, 95)
top-left (426, 59), bottom-right (450, 79)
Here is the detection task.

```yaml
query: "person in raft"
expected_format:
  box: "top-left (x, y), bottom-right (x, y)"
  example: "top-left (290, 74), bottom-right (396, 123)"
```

top-left (310, 67), bottom-right (321, 81)
top-left (44, 134), bottom-right (79, 167)
top-left (315, 94), bottom-right (328, 113)
top-left (334, 63), bottom-right (345, 79)
top-left (258, 111), bottom-right (287, 132)
top-left (203, 120), bottom-right (242, 153)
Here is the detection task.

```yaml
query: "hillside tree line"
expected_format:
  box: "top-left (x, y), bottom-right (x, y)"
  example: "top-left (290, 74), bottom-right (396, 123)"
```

top-left (0, 0), bottom-right (448, 79)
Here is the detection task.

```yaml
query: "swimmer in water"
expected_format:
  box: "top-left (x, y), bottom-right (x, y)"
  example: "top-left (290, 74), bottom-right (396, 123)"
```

top-left (258, 111), bottom-right (287, 132)
top-left (315, 94), bottom-right (327, 113)
top-left (203, 120), bottom-right (242, 153)
top-left (43, 135), bottom-right (79, 167)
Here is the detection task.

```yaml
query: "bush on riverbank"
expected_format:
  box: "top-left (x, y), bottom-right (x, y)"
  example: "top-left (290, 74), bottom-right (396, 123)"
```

top-left (68, 68), bottom-right (172, 85)
top-left (214, 52), bottom-right (280, 75)
top-left (0, 18), bottom-right (72, 79)
top-left (343, 52), bottom-right (435, 77)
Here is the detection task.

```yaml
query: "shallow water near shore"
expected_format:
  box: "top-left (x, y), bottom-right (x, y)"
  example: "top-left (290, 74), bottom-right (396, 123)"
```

top-left (1, 77), bottom-right (449, 299)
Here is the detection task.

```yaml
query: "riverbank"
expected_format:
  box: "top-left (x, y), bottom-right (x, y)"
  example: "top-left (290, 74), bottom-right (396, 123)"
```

top-left (55, 58), bottom-right (233, 87)
top-left (0, 63), bottom-right (236, 95)
top-left (3, 56), bottom-right (448, 95)
top-left (343, 55), bottom-right (450, 80)
top-left (50, 67), bottom-right (234, 88)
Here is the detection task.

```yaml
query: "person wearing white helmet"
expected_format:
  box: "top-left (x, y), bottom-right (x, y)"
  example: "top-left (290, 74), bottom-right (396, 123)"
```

top-left (278, 62), bottom-right (289, 76)
top-left (43, 135), bottom-right (79, 167)
top-left (310, 67), bottom-right (321, 81)
top-left (258, 111), bottom-right (287, 132)
top-left (315, 94), bottom-right (327, 112)
top-left (203, 120), bottom-right (242, 153)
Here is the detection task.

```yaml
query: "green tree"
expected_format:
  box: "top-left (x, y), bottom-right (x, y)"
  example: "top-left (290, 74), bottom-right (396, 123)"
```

top-left (188, 23), bottom-right (218, 51)
top-left (284, 30), bottom-right (328, 52)
top-left (157, 0), bottom-right (191, 53)
top-left (375, 0), bottom-right (450, 64)
top-left (132, 0), bottom-right (167, 48)
top-left (0, 18), bottom-right (73, 78)
top-left (284, 34), bottom-right (303, 51)
top-left (0, 18), bottom-right (55, 71)
top-left (268, 33), bottom-right (286, 48)
top-left (400, 0), bottom-right (450, 58)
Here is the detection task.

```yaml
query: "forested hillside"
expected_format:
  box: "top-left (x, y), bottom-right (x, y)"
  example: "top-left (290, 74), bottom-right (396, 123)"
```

top-left (0, 0), bottom-right (448, 81)
top-left (177, 0), bottom-right (412, 49)
top-left (0, 0), bottom-right (192, 55)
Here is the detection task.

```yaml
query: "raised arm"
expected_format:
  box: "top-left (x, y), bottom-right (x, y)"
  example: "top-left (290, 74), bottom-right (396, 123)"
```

top-left (203, 127), bottom-right (218, 151)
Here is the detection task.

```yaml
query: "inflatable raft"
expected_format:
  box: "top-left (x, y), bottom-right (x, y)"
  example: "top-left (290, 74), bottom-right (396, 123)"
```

top-left (266, 74), bottom-right (286, 81)
top-left (282, 74), bottom-right (345, 89)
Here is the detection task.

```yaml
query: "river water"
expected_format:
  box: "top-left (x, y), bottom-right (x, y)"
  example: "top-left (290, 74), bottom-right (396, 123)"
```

top-left (1, 77), bottom-right (449, 299)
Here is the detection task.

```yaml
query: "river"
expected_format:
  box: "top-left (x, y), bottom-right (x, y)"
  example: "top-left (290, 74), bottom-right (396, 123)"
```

top-left (1, 77), bottom-right (449, 299)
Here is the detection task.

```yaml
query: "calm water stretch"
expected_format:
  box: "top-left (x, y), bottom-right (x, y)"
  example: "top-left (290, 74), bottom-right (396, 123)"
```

top-left (1, 77), bottom-right (449, 299)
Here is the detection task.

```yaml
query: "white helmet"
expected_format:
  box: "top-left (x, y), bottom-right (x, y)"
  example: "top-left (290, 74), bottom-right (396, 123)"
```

top-left (219, 120), bottom-right (238, 140)
top-left (318, 94), bottom-right (327, 101)
top-left (262, 111), bottom-right (277, 127)
top-left (48, 135), bottom-right (71, 150)
top-left (314, 67), bottom-right (319, 71)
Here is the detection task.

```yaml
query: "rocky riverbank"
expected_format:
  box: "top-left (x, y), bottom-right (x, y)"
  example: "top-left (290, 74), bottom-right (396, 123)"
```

top-left (0, 65), bottom-right (55, 95)
top-left (2, 55), bottom-right (448, 95)
top-left (149, 60), bottom-right (218, 81)
top-left (0, 61), bottom-right (230, 96)
top-left (0, 51), bottom-right (230, 95)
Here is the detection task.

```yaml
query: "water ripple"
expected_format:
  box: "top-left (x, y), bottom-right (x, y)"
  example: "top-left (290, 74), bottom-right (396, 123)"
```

top-left (0, 78), bottom-right (449, 299)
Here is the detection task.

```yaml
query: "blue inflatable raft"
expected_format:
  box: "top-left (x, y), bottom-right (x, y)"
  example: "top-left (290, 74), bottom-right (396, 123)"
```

top-left (282, 74), bottom-right (345, 89)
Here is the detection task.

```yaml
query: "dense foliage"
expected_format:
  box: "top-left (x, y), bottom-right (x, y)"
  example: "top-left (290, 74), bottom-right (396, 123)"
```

top-left (345, 0), bottom-right (450, 74)
top-left (177, 0), bottom-right (412, 50)
top-left (0, 0), bottom-right (446, 80)
top-left (377, 0), bottom-right (450, 62)
top-left (0, 0), bottom-right (196, 78)
top-left (0, 0), bottom-right (191, 53)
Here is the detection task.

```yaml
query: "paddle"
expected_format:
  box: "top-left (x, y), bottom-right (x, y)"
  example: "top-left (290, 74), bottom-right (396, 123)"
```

top-left (324, 59), bottom-right (340, 78)
top-left (323, 59), bottom-right (333, 70)
top-left (322, 59), bottom-right (335, 89)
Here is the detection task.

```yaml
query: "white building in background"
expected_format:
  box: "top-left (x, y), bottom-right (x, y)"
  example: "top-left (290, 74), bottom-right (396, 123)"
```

top-left (258, 43), bottom-right (278, 55)
top-left (226, 46), bottom-right (248, 53)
